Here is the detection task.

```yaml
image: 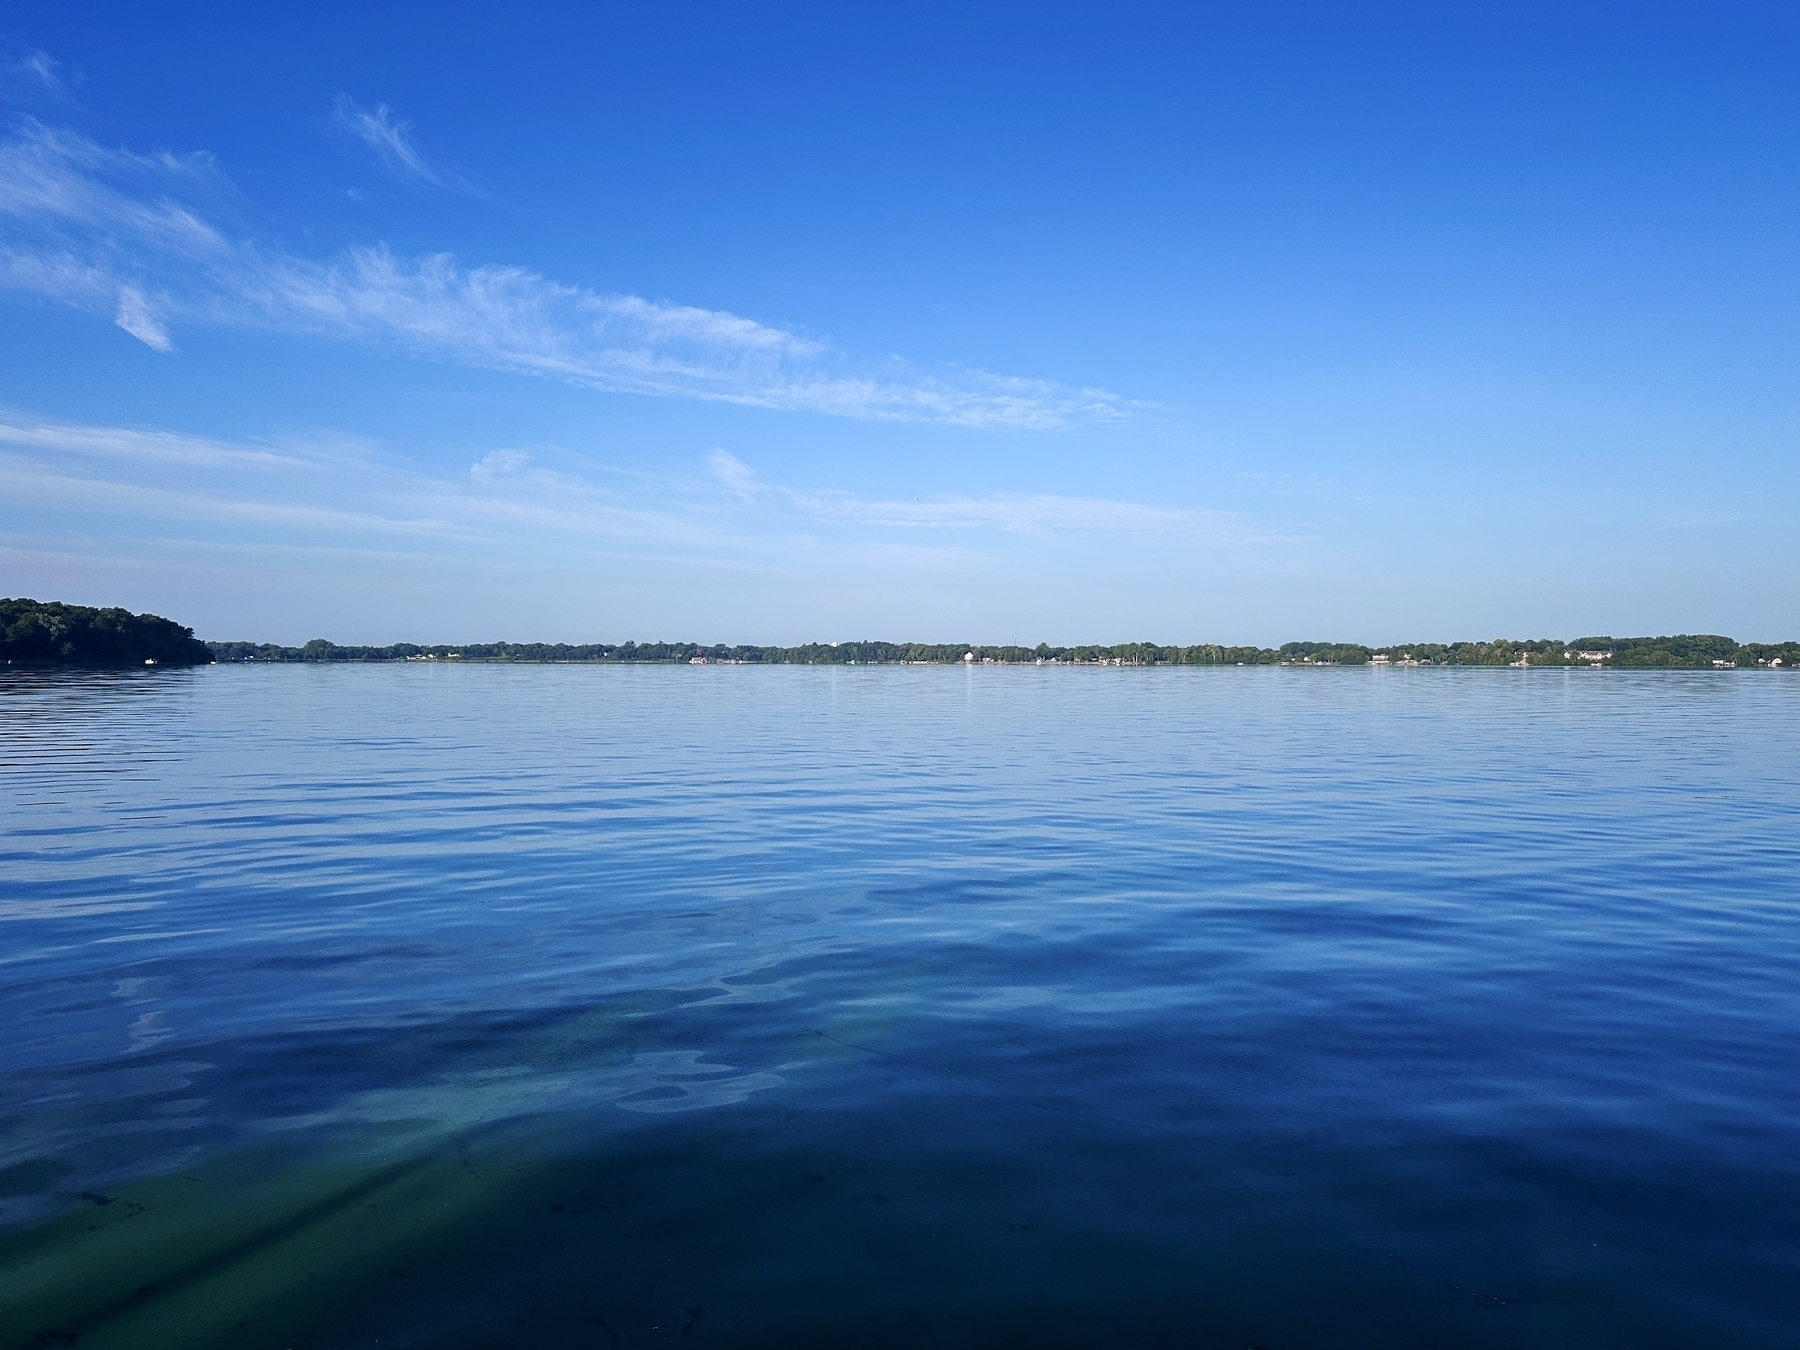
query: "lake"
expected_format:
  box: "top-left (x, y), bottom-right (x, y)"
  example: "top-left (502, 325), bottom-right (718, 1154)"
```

top-left (1, 664), bottom-right (1796, 1348)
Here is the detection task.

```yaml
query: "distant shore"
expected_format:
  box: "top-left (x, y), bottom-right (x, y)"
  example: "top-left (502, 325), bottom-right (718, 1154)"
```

top-left (210, 635), bottom-right (1796, 670)
top-left (7, 600), bottom-right (1796, 670)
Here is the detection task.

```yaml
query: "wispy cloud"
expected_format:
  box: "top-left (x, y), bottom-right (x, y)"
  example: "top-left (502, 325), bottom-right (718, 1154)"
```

top-left (113, 283), bottom-right (171, 349)
top-left (0, 412), bottom-right (303, 469)
top-left (332, 95), bottom-right (444, 186)
top-left (0, 120), bottom-right (228, 248)
top-left (707, 447), bottom-right (1254, 540)
top-left (0, 411), bottom-right (706, 552)
top-left (787, 489), bottom-right (1248, 538)
top-left (0, 46), bottom-right (69, 104)
top-left (0, 118), bottom-right (1136, 429)
top-left (707, 448), bottom-right (760, 501)
top-left (469, 447), bottom-right (533, 480)
top-left (0, 411), bottom-right (1247, 558)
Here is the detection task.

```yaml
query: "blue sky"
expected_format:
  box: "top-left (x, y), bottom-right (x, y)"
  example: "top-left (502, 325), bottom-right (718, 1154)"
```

top-left (2, 3), bottom-right (1796, 643)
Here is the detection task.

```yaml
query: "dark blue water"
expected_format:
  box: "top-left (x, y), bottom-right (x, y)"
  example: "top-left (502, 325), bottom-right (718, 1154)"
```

top-left (1, 664), bottom-right (1796, 1348)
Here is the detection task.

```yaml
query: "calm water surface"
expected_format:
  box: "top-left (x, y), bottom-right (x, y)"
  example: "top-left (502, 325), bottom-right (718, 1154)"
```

top-left (1, 665), bottom-right (1796, 1348)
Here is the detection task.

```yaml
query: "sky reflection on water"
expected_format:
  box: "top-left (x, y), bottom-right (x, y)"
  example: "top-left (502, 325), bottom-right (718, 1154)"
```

top-left (1, 665), bottom-right (1797, 1347)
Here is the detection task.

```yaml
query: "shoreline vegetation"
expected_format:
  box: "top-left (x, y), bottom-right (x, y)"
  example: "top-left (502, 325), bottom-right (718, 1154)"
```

top-left (5, 599), bottom-right (1796, 670)
top-left (208, 635), bottom-right (1800, 669)
top-left (2, 597), bottom-right (213, 668)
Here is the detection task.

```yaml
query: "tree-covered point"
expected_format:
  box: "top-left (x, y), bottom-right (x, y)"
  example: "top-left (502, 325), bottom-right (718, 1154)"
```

top-left (2, 598), bottom-right (214, 666)
top-left (204, 634), bottom-right (1800, 667)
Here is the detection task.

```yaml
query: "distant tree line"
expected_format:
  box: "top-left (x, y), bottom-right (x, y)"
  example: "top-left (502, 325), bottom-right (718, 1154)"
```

top-left (1362, 635), bottom-right (1800, 668)
top-left (2, 598), bottom-right (213, 666)
top-left (206, 634), bottom-right (1800, 669)
top-left (6, 600), bottom-right (1795, 670)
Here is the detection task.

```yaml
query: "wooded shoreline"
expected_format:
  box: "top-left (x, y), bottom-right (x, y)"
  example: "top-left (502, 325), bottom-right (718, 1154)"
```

top-left (7, 599), bottom-right (1797, 670)
top-left (205, 635), bottom-right (1800, 669)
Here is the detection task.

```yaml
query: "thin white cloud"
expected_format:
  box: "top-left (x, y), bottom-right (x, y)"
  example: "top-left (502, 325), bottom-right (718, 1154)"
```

top-left (704, 449), bottom-right (1253, 540)
top-left (469, 448), bottom-right (533, 480)
top-left (707, 448), bottom-right (760, 500)
top-left (785, 488), bottom-right (1248, 538)
top-left (1, 46), bottom-right (68, 104)
top-left (113, 283), bottom-right (171, 349)
top-left (0, 459), bottom-right (463, 538)
top-left (0, 412), bottom-right (1251, 567)
top-left (0, 411), bottom-right (304, 469)
top-left (0, 248), bottom-right (111, 304)
top-left (0, 121), bottom-right (228, 246)
top-left (332, 95), bottom-right (442, 185)
top-left (0, 119), bottom-right (1139, 429)
top-left (0, 411), bottom-right (739, 555)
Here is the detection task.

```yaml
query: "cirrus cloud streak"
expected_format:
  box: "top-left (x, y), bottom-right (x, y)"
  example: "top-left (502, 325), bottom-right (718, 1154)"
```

top-left (0, 118), bottom-right (1137, 429)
